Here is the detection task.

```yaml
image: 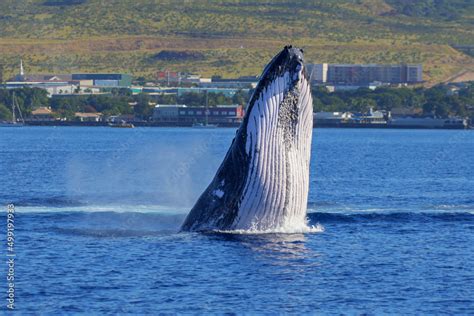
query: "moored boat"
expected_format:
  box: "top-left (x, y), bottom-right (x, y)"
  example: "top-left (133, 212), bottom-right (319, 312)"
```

top-left (0, 92), bottom-right (25, 127)
top-left (108, 120), bottom-right (134, 128)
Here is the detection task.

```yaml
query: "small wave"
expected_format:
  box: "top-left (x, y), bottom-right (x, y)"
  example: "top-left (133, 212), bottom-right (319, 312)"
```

top-left (51, 227), bottom-right (174, 238)
top-left (40, 212), bottom-right (186, 237)
top-left (10, 204), bottom-right (189, 214)
top-left (308, 211), bottom-right (474, 223)
top-left (5, 205), bottom-right (474, 231)
top-left (430, 204), bottom-right (474, 212)
top-left (4, 196), bottom-right (86, 208)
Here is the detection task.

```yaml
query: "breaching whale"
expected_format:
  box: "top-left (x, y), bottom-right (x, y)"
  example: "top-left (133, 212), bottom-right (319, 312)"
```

top-left (181, 46), bottom-right (313, 232)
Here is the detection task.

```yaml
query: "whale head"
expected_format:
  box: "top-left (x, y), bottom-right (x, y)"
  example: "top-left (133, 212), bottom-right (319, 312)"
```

top-left (249, 46), bottom-right (308, 119)
top-left (181, 46), bottom-right (313, 232)
top-left (257, 45), bottom-right (307, 96)
top-left (242, 45), bottom-right (312, 152)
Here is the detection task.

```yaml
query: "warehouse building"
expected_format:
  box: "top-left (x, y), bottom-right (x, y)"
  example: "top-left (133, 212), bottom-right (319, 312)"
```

top-left (71, 73), bottom-right (132, 87)
top-left (153, 104), bottom-right (244, 125)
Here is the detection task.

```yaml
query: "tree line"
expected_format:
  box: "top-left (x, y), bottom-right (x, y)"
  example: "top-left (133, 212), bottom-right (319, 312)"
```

top-left (0, 87), bottom-right (250, 121)
top-left (0, 83), bottom-right (472, 122)
top-left (313, 83), bottom-right (473, 119)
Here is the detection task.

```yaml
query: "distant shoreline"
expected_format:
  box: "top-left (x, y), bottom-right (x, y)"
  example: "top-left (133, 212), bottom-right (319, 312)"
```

top-left (16, 121), bottom-right (472, 130)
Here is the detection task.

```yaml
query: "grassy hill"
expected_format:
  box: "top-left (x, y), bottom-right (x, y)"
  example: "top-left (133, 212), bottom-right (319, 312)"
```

top-left (0, 0), bottom-right (473, 85)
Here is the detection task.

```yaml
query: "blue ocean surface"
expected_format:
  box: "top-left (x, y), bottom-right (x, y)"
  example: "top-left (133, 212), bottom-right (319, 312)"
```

top-left (0, 127), bottom-right (473, 313)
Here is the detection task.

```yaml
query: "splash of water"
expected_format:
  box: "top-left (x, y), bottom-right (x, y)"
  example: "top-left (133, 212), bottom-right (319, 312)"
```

top-left (215, 218), bottom-right (324, 235)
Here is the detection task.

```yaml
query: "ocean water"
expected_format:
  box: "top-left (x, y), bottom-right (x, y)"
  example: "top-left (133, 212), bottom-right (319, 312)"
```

top-left (0, 127), bottom-right (473, 314)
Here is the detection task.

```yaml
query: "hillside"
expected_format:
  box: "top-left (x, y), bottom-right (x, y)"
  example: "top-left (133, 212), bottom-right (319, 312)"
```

top-left (0, 0), bottom-right (473, 84)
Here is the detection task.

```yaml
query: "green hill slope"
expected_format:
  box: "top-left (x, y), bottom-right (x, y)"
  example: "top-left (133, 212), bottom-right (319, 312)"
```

top-left (0, 0), bottom-right (473, 84)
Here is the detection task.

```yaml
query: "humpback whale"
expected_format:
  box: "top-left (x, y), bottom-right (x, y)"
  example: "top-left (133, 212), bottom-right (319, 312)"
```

top-left (181, 46), bottom-right (313, 232)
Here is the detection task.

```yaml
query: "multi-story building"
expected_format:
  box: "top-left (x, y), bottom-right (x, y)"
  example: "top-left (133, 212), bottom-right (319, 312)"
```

top-left (307, 63), bottom-right (328, 83)
top-left (153, 104), bottom-right (244, 125)
top-left (308, 63), bottom-right (423, 85)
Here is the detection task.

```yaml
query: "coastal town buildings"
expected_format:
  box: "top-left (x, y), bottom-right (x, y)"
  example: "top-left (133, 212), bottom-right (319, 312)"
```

top-left (155, 71), bottom-right (258, 89)
top-left (313, 111), bottom-right (352, 123)
top-left (314, 108), bottom-right (468, 129)
top-left (153, 104), bottom-right (244, 125)
top-left (5, 60), bottom-right (132, 96)
top-left (74, 112), bottom-right (103, 122)
top-left (29, 107), bottom-right (56, 121)
top-left (1, 60), bottom-right (470, 129)
top-left (388, 116), bottom-right (468, 129)
top-left (71, 73), bottom-right (132, 87)
top-left (139, 87), bottom-right (247, 98)
top-left (314, 108), bottom-right (387, 125)
top-left (308, 63), bottom-right (423, 86)
top-left (201, 76), bottom-right (259, 89)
